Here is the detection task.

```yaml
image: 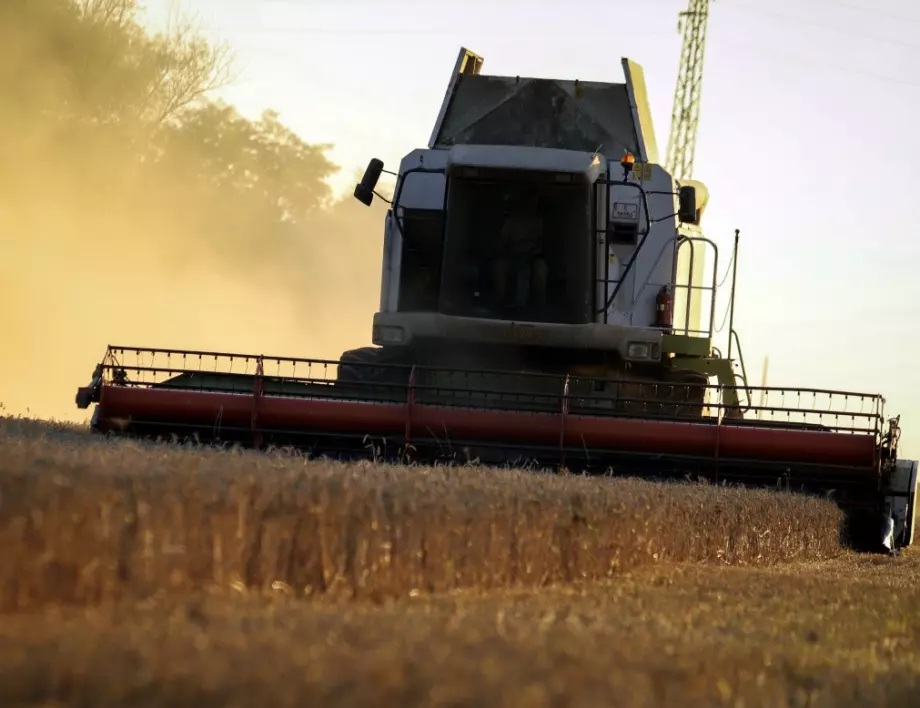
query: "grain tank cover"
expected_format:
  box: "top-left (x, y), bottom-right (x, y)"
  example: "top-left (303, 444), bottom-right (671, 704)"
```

top-left (428, 48), bottom-right (658, 163)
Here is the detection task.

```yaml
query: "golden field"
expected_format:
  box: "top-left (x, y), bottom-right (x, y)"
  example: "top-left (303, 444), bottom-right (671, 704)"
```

top-left (1, 416), bottom-right (919, 707)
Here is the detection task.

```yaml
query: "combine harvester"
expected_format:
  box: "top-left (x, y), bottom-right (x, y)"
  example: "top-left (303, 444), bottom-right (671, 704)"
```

top-left (76, 48), bottom-right (917, 552)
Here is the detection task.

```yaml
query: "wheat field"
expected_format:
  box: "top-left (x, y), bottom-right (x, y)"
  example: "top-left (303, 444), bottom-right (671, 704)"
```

top-left (2, 416), bottom-right (919, 707)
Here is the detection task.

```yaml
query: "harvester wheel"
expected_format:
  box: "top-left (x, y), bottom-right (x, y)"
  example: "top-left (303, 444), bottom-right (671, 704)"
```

top-left (336, 346), bottom-right (410, 386)
top-left (663, 370), bottom-right (709, 418)
top-left (614, 368), bottom-right (709, 419)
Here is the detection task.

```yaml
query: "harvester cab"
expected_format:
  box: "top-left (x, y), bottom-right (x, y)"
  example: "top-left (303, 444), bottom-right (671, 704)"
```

top-left (74, 47), bottom-right (920, 553)
top-left (349, 50), bottom-right (718, 394)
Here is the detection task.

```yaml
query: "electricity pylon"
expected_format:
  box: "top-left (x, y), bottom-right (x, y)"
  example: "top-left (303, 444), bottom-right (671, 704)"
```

top-left (665, 0), bottom-right (712, 182)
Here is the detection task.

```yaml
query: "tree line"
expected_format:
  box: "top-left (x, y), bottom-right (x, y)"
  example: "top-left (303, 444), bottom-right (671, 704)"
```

top-left (0, 0), bottom-right (388, 421)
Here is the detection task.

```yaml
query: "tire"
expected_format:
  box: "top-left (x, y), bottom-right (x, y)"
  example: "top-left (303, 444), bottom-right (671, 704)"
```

top-left (336, 346), bottom-right (410, 386)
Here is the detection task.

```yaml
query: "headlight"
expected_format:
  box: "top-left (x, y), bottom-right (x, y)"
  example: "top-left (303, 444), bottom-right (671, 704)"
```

top-left (374, 325), bottom-right (405, 344)
top-left (626, 342), bottom-right (651, 360)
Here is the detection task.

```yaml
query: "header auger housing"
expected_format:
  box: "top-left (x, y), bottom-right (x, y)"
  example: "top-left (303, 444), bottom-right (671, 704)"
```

top-left (76, 48), bottom-right (918, 554)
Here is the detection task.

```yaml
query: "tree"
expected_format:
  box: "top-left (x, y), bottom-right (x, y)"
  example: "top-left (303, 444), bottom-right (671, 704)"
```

top-left (0, 0), bottom-right (230, 140)
top-left (0, 0), bottom-right (344, 272)
top-left (1, 0), bottom-right (387, 410)
top-left (143, 102), bottom-right (341, 273)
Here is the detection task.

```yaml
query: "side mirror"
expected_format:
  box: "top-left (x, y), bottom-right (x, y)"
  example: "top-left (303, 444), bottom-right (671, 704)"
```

top-left (354, 158), bottom-right (384, 206)
top-left (678, 185), bottom-right (699, 225)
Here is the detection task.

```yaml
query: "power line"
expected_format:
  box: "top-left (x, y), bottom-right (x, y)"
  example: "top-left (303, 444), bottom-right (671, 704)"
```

top-left (727, 0), bottom-right (920, 52)
top-left (235, 30), bottom-right (920, 93)
top-left (822, 0), bottom-right (920, 26)
top-left (195, 7), bottom-right (920, 93)
top-left (211, 25), bottom-right (677, 39)
top-left (204, 0), bottom-right (920, 53)
top-left (707, 35), bottom-right (920, 90)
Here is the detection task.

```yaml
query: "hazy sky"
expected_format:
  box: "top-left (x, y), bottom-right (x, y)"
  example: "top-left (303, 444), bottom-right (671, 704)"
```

top-left (141, 0), bottom-right (920, 455)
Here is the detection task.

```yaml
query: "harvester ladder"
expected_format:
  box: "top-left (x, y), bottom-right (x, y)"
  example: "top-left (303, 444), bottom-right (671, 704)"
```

top-left (594, 168), bottom-right (615, 324)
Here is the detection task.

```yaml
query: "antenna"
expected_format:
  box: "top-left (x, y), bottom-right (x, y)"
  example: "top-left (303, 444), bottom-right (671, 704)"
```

top-left (665, 0), bottom-right (712, 182)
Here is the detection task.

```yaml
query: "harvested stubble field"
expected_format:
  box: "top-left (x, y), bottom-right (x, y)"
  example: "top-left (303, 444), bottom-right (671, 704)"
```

top-left (2, 417), bottom-right (920, 707)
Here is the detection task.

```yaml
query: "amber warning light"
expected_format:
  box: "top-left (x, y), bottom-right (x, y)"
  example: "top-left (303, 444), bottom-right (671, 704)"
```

top-left (620, 152), bottom-right (635, 170)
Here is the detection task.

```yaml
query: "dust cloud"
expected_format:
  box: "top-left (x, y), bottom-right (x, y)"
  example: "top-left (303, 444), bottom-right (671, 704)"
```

top-left (0, 0), bottom-right (390, 424)
top-left (0, 187), bottom-right (387, 424)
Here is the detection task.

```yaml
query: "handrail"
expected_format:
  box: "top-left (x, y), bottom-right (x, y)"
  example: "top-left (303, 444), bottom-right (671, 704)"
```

top-left (623, 234), bottom-right (720, 338)
top-left (730, 328), bottom-right (753, 413)
top-left (677, 235), bottom-right (720, 339)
